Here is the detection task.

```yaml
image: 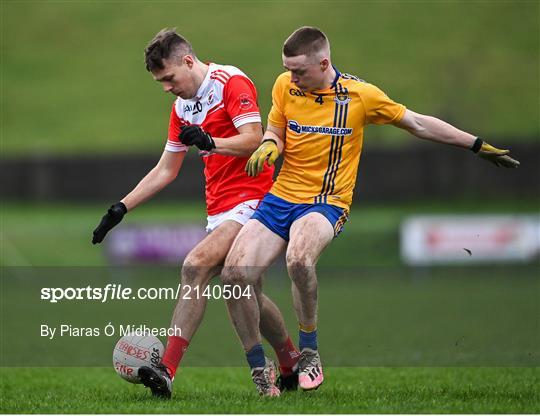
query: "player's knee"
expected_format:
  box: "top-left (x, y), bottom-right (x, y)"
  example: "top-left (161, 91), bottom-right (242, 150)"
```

top-left (181, 255), bottom-right (209, 286)
top-left (286, 251), bottom-right (315, 271)
top-left (220, 265), bottom-right (253, 287)
top-left (286, 254), bottom-right (316, 284)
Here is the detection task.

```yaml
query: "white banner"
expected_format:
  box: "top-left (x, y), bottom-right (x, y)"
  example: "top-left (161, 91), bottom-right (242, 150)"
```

top-left (401, 215), bottom-right (540, 265)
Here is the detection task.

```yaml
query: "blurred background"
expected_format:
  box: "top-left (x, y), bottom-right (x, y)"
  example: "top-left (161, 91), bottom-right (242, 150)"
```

top-left (1, 1), bottom-right (539, 367)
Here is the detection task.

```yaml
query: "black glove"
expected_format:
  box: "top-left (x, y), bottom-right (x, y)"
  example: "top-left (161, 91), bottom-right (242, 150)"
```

top-left (92, 202), bottom-right (127, 244)
top-left (179, 125), bottom-right (216, 151)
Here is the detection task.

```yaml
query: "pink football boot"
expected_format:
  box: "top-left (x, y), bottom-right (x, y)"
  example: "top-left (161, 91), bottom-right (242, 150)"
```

top-left (298, 348), bottom-right (324, 390)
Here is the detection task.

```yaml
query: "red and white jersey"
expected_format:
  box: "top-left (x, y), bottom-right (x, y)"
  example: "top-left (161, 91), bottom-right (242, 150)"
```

top-left (166, 63), bottom-right (274, 215)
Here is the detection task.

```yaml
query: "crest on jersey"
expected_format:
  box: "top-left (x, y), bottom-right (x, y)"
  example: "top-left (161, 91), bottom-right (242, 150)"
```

top-left (207, 90), bottom-right (214, 105)
top-left (238, 93), bottom-right (254, 110)
top-left (334, 91), bottom-right (351, 105)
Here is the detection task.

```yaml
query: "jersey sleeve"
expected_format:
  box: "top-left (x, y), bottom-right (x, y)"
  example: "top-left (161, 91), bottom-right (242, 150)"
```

top-left (267, 73), bottom-right (288, 128)
top-left (165, 101), bottom-right (189, 152)
top-left (362, 83), bottom-right (406, 125)
top-left (223, 75), bottom-right (262, 129)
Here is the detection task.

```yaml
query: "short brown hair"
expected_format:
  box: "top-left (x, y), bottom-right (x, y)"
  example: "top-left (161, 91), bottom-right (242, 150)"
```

top-left (144, 28), bottom-right (195, 71)
top-left (283, 26), bottom-right (329, 57)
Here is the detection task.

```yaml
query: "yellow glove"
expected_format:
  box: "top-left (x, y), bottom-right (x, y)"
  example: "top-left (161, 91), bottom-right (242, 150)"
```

top-left (472, 138), bottom-right (520, 168)
top-left (245, 139), bottom-right (279, 177)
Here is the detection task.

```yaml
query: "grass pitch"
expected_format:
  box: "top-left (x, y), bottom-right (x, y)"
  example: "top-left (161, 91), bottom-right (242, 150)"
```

top-left (1, 367), bottom-right (538, 413)
top-left (2, 201), bottom-right (538, 413)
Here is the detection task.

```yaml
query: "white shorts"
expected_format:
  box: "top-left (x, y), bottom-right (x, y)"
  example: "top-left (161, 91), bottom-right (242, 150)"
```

top-left (206, 199), bottom-right (260, 233)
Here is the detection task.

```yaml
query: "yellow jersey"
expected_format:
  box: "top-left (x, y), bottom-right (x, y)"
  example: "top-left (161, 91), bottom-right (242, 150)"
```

top-left (268, 68), bottom-right (406, 211)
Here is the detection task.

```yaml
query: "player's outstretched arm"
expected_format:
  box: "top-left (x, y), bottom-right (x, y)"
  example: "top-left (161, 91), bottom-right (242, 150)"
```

top-left (179, 123), bottom-right (263, 157)
top-left (245, 124), bottom-right (285, 177)
top-left (394, 109), bottom-right (519, 168)
top-left (92, 150), bottom-right (185, 244)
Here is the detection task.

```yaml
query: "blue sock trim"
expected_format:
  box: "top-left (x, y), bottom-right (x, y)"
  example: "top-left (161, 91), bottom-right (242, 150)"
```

top-left (299, 329), bottom-right (317, 351)
top-left (246, 344), bottom-right (266, 369)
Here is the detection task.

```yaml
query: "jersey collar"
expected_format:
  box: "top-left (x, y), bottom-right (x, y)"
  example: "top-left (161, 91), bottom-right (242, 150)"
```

top-left (193, 62), bottom-right (214, 101)
top-left (330, 65), bottom-right (341, 89)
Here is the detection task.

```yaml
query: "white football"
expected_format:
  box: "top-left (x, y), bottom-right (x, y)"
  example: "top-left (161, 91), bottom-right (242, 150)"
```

top-left (112, 333), bottom-right (164, 384)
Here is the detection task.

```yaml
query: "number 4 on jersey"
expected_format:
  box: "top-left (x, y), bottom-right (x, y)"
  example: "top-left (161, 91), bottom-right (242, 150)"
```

top-left (315, 94), bottom-right (324, 105)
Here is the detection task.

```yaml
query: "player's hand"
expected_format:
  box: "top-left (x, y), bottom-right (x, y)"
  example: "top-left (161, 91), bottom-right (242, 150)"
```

top-left (472, 139), bottom-right (520, 168)
top-left (245, 139), bottom-right (279, 177)
top-left (179, 125), bottom-right (216, 151)
top-left (92, 202), bottom-right (127, 244)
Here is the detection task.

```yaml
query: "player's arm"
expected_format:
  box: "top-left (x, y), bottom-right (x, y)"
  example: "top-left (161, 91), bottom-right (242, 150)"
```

top-left (179, 122), bottom-right (263, 157)
top-left (213, 122), bottom-right (263, 156)
top-left (180, 75), bottom-right (268, 157)
top-left (245, 124), bottom-right (285, 177)
top-left (92, 150), bottom-right (185, 244)
top-left (394, 109), bottom-right (519, 167)
top-left (121, 150), bottom-right (185, 209)
top-left (263, 124), bottom-right (285, 152)
top-left (244, 74), bottom-right (287, 176)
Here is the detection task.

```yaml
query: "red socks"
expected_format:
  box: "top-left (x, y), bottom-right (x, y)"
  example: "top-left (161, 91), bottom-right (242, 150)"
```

top-left (162, 336), bottom-right (298, 378)
top-left (273, 337), bottom-right (300, 376)
top-left (161, 335), bottom-right (190, 379)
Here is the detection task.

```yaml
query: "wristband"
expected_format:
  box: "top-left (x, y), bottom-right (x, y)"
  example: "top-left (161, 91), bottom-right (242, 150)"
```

top-left (471, 137), bottom-right (483, 153)
top-left (262, 139), bottom-right (277, 145)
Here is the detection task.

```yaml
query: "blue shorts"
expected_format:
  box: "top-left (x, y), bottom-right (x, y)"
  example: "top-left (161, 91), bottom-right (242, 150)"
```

top-left (251, 193), bottom-right (349, 241)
